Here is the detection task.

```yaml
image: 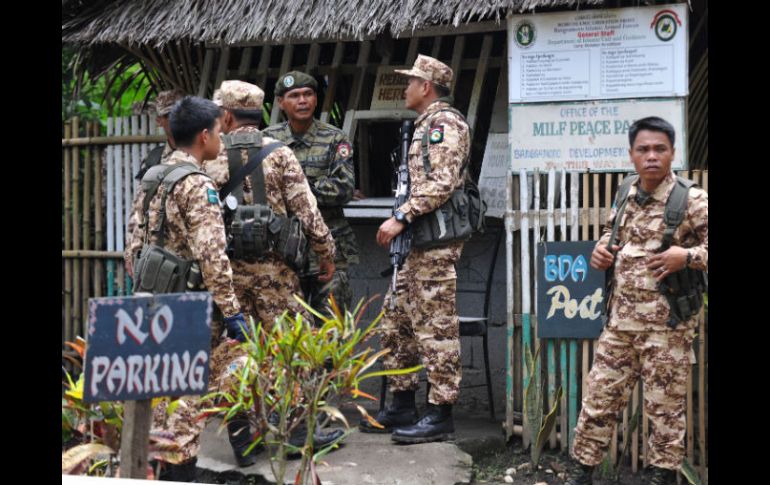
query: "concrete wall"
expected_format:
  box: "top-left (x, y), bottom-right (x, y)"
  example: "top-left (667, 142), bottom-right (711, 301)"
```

top-left (346, 219), bottom-right (508, 417)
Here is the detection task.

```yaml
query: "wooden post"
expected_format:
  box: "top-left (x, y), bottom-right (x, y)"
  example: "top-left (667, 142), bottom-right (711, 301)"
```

top-left (214, 46), bottom-right (231, 89)
top-left (558, 169), bottom-right (568, 450)
top-left (405, 37), bottom-right (419, 65)
top-left (271, 45), bottom-right (295, 124)
top-left (238, 47), bottom-right (253, 77)
top-left (449, 36), bottom-right (465, 98)
top-left (320, 42), bottom-right (344, 123)
top-left (255, 45), bottom-right (273, 93)
top-left (119, 400), bottom-right (153, 479)
top-left (197, 48), bottom-right (215, 97)
top-left (568, 172), bottom-right (580, 452)
top-left (306, 43), bottom-right (321, 72)
top-left (467, 34), bottom-right (492, 133)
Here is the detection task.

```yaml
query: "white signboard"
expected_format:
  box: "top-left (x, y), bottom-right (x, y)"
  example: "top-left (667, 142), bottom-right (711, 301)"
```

top-left (478, 133), bottom-right (508, 218)
top-left (508, 4), bottom-right (688, 102)
top-left (509, 98), bottom-right (686, 172)
top-left (370, 67), bottom-right (409, 109)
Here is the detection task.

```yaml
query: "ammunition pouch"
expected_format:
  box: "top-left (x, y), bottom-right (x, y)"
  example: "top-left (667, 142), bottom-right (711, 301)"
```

top-left (227, 204), bottom-right (308, 270)
top-left (411, 180), bottom-right (486, 249)
top-left (132, 244), bottom-right (204, 294)
top-left (659, 267), bottom-right (708, 328)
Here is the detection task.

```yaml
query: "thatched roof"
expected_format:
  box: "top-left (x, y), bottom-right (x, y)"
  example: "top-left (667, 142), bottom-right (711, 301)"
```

top-left (63, 0), bottom-right (603, 47)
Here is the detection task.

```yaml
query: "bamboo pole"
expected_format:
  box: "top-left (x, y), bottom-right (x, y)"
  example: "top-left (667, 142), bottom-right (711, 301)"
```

top-left (72, 117), bottom-right (81, 342)
top-left (94, 123), bottom-right (104, 298)
top-left (558, 170), bottom-right (568, 451)
top-left (568, 172), bottom-right (580, 452)
top-left (63, 250), bottom-right (124, 258)
top-left (643, 388), bottom-right (649, 468)
top-left (81, 121), bottom-right (92, 340)
top-left (698, 307), bottom-right (706, 477)
top-left (62, 135), bottom-right (166, 147)
top-left (519, 168), bottom-right (531, 448)
top-left (64, 123), bottom-right (72, 346)
top-left (687, 369), bottom-right (694, 465)
top-left (505, 171), bottom-right (515, 440)
top-left (632, 383), bottom-right (640, 473)
top-left (546, 169), bottom-right (557, 449)
top-left (581, 172), bottom-right (590, 402)
top-left (106, 118), bottom-right (115, 297)
top-left (604, 172), bottom-right (616, 465)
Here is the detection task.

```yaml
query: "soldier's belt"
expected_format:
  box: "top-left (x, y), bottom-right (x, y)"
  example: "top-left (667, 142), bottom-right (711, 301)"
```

top-left (320, 206), bottom-right (345, 220)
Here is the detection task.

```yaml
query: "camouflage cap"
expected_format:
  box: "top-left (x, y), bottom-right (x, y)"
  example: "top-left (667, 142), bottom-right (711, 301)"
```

top-left (213, 80), bottom-right (264, 111)
top-left (394, 54), bottom-right (453, 89)
top-left (274, 71), bottom-right (318, 97)
top-left (154, 89), bottom-right (185, 116)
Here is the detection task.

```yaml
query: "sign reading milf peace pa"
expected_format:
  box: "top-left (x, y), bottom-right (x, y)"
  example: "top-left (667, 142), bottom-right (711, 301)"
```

top-left (507, 4), bottom-right (688, 103)
top-left (83, 293), bottom-right (213, 403)
top-left (509, 97), bottom-right (686, 172)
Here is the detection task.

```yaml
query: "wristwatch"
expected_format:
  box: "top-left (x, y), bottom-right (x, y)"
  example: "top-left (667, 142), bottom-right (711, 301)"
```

top-left (394, 209), bottom-right (408, 223)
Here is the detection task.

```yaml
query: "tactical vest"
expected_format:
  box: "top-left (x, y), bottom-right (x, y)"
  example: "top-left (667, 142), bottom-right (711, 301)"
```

top-left (134, 145), bottom-right (165, 181)
top-left (604, 174), bottom-right (708, 328)
top-left (219, 131), bottom-right (309, 270)
top-left (132, 162), bottom-right (208, 294)
top-left (411, 106), bottom-right (487, 248)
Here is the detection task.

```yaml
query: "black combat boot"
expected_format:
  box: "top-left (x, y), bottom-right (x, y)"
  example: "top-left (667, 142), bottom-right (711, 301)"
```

top-left (158, 457), bottom-right (198, 482)
top-left (563, 457), bottom-right (594, 485)
top-left (648, 466), bottom-right (677, 485)
top-left (227, 417), bottom-right (262, 467)
top-left (391, 403), bottom-right (454, 443)
top-left (359, 390), bottom-right (418, 433)
top-left (286, 423), bottom-right (345, 459)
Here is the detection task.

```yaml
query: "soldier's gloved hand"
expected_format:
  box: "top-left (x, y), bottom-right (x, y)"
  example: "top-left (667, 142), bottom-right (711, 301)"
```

top-left (224, 313), bottom-right (249, 343)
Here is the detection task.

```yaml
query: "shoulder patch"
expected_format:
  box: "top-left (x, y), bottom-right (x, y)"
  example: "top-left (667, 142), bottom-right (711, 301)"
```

top-left (336, 142), bottom-right (352, 158)
top-left (429, 125), bottom-right (444, 144)
top-left (207, 188), bottom-right (219, 205)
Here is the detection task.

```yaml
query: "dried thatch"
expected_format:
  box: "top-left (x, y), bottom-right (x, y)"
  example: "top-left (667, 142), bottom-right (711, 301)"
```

top-left (63, 0), bottom-right (603, 47)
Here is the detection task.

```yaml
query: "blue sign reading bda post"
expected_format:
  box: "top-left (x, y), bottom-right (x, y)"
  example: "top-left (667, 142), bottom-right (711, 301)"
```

top-left (537, 241), bottom-right (605, 339)
top-left (83, 292), bottom-right (213, 403)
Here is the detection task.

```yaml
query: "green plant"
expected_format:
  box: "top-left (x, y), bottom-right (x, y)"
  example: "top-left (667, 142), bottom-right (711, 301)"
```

top-left (61, 337), bottom-right (184, 478)
top-left (523, 343), bottom-right (562, 469)
top-left (206, 295), bottom-right (421, 485)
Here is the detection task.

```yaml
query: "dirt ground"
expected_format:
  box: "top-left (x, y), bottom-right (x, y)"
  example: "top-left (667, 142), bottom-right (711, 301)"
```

top-left (470, 437), bottom-right (654, 485)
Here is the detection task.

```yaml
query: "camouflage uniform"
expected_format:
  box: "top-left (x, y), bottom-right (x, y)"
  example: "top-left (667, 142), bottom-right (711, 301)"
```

top-left (263, 117), bottom-right (358, 316)
top-left (202, 80), bottom-right (336, 331)
top-left (126, 145), bottom-right (245, 462)
top-left (572, 172), bottom-right (708, 471)
top-left (381, 56), bottom-right (471, 405)
top-left (124, 89), bottom-right (183, 272)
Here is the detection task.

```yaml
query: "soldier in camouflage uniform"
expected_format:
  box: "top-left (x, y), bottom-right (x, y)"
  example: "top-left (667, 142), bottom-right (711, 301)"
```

top-left (126, 96), bottom-right (254, 480)
top-left (359, 55), bottom-right (470, 444)
top-left (124, 89), bottom-right (184, 276)
top-left (564, 117), bottom-right (708, 485)
top-left (263, 71), bottom-right (358, 321)
top-left (202, 80), bottom-right (337, 331)
top-left (202, 80), bottom-right (344, 453)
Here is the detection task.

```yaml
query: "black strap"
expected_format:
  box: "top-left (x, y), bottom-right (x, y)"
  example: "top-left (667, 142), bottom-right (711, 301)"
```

top-left (660, 176), bottom-right (696, 251)
top-left (219, 142), bottom-right (284, 201)
top-left (606, 175), bottom-right (638, 250)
